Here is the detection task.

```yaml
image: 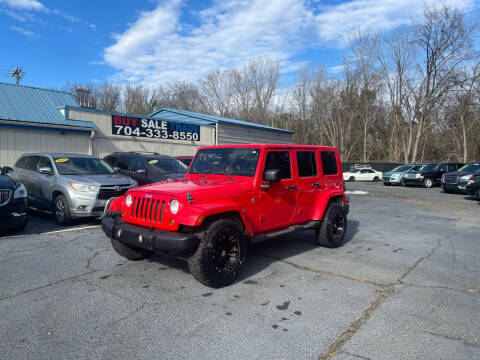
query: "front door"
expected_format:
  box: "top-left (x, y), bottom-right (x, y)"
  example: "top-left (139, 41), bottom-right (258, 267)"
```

top-left (258, 150), bottom-right (297, 232)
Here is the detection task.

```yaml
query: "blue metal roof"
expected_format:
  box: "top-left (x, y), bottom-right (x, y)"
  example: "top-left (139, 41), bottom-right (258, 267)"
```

top-left (0, 82), bottom-right (95, 129)
top-left (148, 107), bottom-right (294, 134)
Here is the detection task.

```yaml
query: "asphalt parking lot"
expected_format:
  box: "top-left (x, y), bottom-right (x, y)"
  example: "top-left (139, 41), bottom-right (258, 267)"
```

top-left (1, 182), bottom-right (479, 360)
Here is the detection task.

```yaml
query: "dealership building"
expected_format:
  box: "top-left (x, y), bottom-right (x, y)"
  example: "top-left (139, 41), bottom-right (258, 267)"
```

top-left (0, 83), bottom-right (293, 166)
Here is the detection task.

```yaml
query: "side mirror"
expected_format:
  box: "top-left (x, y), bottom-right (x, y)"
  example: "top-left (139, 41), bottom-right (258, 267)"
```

top-left (39, 167), bottom-right (53, 175)
top-left (2, 166), bottom-right (13, 174)
top-left (264, 168), bottom-right (281, 182)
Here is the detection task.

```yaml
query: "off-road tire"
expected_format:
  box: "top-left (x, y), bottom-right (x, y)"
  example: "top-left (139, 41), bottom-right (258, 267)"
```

top-left (111, 238), bottom-right (154, 261)
top-left (54, 194), bottom-right (72, 226)
top-left (316, 203), bottom-right (347, 248)
top-left (423, 177), bottom-right (433, 188)
top-left (349, 176), bottom-right (355, 182)
top-left (188, 218), bottom-right (247, 288)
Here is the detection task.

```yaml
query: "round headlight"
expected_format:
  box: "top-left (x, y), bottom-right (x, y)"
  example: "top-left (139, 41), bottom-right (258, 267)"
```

top-left (170, 199), bottom-right (179, 214)
top-left (125, 194), bottom-right (132, 207)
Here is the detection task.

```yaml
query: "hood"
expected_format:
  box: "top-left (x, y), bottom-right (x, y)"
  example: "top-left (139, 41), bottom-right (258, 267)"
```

top-left (129, 175), bottom-right (253, 200)
top-left (0, 174), bottom-right (15, 190)
top-left (444, 170), bottom-right (476, 177)
top-left (62, 173), bottom-right (133, 186)
top-left (383, 171), bottom-right (405, 176)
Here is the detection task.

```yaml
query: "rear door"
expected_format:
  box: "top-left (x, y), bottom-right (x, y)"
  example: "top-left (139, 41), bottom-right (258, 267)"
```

top-left (258, 150), bottom-right (297, 231)
top-left (294, 150), bottom-right (319, 224)
top-left (35, 156), bottom-right (55, 209)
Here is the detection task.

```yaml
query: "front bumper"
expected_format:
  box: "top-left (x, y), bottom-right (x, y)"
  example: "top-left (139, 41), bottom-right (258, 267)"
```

top-left (382, 176), bottom-right (402, 184)
top-left (69, 196), bottom-right (107, 218)
top-left (102, 217), bottom-right (199, 252)
top-left (0, 198), bottom-right (28, 231)
top-left (441, 182), bottom-right (467, 193)
top-left (404, 178), bottom-right (423, 186)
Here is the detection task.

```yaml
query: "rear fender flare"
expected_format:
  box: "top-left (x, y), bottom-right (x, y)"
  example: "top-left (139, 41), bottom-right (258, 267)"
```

top-left (312, 191), bottom-right (346, 220)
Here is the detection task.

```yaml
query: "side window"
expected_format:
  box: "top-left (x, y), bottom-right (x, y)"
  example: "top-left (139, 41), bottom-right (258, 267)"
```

top-left (38, 157), bottom-right (53, 171)
top-left (25, 156), bottom-right (40, 171)
top-left (15, 157), bottom-right (27, 169)
top-left (129, 158), bottom-right (147, 172)
top-left (439, 165), bottom-right (447, 172)
top-left (296, 151), bottom-right (317, 178)
top-left (116, 156), bottom-right (132, 170)
top-left (104, 156), bottom-right (117, 168)
top-left (368, 169), bottom-right (375, 173)
top-left (264, 151), bottom-right (291, 179)
top-left (321, 151), bottom-right (338, 175)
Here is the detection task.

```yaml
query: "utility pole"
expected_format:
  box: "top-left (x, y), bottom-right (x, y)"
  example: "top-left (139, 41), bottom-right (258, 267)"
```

top-left (8, 66), bottom-right (25, 85)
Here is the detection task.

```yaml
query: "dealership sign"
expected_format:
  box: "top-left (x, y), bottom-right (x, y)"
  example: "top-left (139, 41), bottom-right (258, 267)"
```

top-left (112, 115), bottom-right (200, 141)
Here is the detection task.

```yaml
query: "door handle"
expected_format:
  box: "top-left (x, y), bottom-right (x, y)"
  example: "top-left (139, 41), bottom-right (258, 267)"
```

top-left (312, 183), bottom-right (321, 187)
top-left (286, 185), bottom-right (297, 190)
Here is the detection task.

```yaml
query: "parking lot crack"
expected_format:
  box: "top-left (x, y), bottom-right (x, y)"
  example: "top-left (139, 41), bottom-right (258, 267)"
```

top-left (255, 252), bottom-right (389, 288)
top-left (319, 285), bottom-right (396, 360)
top-left (86, 251), bottom-right (101, 270)
top-left (424, 331), bottom-right (480, 349)
top-left (398, 239), bottom-right (441, 283)
top-left (0, 269), bottom-right (99, 301)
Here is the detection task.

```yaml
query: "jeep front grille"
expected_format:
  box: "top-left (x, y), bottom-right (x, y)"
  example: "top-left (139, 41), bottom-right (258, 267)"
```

top-left (0, 189), bottom-right (12, 207)
top-left (443, 176), bottom-right (458, 184)
top-left (130, 196), bottom-right (166, 223)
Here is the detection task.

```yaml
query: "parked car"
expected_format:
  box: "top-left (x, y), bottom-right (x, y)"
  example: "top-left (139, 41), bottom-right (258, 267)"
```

top-left (0, 166), bottom-right (28, 232)
top-left (11, 153), bottom-right (137, 225)
top-left (382, 164), bottom-right (423, 186)
top-left (403, 162), bottom-right (463, 188)
top-left (343, 166), bottom-right (382, 182)
top-left (104, 152), bottom-right (188, 186)
top-left (441, 162), bottom-right (480, 193)
top-left (102, 144), bottom-right (349, 287)
top-left (466, 172), bottom-right (480, 200)
top-left (175, 156), bottom-right (194, 166)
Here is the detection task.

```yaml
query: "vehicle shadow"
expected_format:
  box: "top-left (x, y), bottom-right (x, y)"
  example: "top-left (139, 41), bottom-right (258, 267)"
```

top-left (146, 219), bottom-right (360, 282)
top-left (0, 209), bottom-right (100, 238)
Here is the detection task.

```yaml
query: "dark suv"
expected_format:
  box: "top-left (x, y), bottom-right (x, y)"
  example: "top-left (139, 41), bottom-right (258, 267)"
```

top-left (0, 166), bottom-right (28, 232)
top-left (466, 172), bottom-right (480, 200)
top-left (104, 152), bottom-right (188, 186)
top-left (441, 163), bottom-right (480, 193)
top-left (403, 162), bottom-right (464, 188)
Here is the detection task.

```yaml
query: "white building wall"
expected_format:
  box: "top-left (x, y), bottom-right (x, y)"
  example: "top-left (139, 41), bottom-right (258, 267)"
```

top-left (0, 125), bottom-right (90, 166)
top-left (68, 109), bottom-right (215, 158)
top-left (218, 123), bottom-right (293, 145)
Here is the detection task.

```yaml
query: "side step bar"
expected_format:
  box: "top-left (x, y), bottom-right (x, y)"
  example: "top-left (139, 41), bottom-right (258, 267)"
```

top-left (251, 220), bottom-right (321, 244)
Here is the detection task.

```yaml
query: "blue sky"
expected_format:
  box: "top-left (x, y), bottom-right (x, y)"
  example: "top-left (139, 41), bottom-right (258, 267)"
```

top-left (0, 0), bottom-right (478, 89)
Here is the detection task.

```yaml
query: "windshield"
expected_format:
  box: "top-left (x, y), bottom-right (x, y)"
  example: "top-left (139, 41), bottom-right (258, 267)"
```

top-left (54, 157), bottom-right (115, 175)
top-left (147, 157), bottom-right (188, 174)
top-left (391, 165), bottom-right (412, 172)
top-left (420, 164), bottom-right (438, 172)
top-left (458, 163), bottom-right (480, 172)
top-left (189, 148), bottom-right (261, 177)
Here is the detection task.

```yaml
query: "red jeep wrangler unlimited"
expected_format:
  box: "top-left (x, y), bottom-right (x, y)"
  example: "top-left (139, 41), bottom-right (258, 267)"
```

top-left (102, 145), bottom-right (349, 288)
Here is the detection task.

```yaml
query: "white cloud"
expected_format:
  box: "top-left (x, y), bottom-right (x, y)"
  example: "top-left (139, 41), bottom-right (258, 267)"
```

top-left (329, 65), bottom-right (345, 74)
top-left (315, 0), bottom-right (475, 44)
top-left (10, 24), bottom-right (35, 36)
top-left (103, 0), bottom-right (477, 85)
top-left (0, 0), bottom-right (46, 11)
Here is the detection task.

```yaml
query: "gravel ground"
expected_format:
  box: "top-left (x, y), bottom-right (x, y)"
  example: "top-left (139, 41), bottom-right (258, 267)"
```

top-left (1, 182), bottom-right (479, 360)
